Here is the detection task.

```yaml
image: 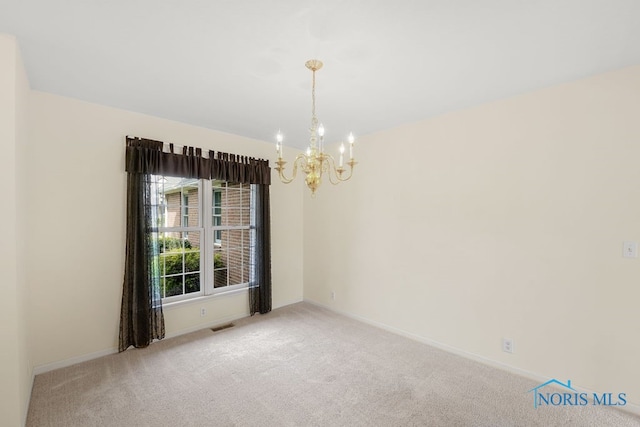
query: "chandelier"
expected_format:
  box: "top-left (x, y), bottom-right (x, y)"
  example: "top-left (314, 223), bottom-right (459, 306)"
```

top-left (275, 59), bottom-right (357, 196)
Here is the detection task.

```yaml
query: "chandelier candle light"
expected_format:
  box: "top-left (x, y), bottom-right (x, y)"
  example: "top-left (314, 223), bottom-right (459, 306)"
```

top-left (275, 59), bottom-right (357, 196)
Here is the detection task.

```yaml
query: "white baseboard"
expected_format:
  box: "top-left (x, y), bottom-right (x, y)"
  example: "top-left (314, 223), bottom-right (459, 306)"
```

top-left (303, 298), bottom-right (640, 416)
top-left (33, 314), bottom-right (248, 376)
top-left (33, 347), bottom-right (118, 376)
top-left (32, 301), bottom-right (302, 377)
top-left (24, 365), bottom-right (34, 427)
top-left (273, 297), bottom-right (303, 310)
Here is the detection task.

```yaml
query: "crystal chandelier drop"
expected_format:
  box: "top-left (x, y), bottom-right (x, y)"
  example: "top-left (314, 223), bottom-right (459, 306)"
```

top-left (275, 59), bottom-right (357, 196)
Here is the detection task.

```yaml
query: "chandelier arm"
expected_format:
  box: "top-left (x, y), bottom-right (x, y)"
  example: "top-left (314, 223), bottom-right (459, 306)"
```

top-left (328, 155), bottom-right (357, 184)
top-left (276, 154), bottom-right (308, 184)
top-left (310, 153), bottom-right (358, 186)
top-left (320, 154), bottom-right (342, 186)
top-left (337, 159), bottom-right (357, 182)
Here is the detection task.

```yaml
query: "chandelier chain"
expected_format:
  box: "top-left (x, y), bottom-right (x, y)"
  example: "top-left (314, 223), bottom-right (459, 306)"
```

top-left (311, 69), bottom-right (316, 121)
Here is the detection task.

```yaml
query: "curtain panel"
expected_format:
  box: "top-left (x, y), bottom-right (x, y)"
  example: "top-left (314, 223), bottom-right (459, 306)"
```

top-left (119, 137), bottom-right (272, 352)
top-left (119, 158), bottom-right (165, 351)
top-left (250, 184), bottom-right (272, 314)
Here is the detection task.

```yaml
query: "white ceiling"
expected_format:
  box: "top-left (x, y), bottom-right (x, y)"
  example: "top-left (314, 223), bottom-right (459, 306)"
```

top-left (2, 0), bottom-right (640, 150)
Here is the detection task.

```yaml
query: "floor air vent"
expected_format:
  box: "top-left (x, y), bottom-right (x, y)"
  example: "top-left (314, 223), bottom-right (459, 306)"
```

top-left (211, 323), bottom-right (234, 332)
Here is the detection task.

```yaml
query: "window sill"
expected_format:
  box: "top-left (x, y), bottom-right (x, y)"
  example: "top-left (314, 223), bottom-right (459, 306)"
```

top-left (162, 286), bottom-right (248, 310)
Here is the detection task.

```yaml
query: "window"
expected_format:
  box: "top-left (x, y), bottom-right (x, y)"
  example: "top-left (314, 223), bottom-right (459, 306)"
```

top-left (156, 176), bottom-right (255, 302)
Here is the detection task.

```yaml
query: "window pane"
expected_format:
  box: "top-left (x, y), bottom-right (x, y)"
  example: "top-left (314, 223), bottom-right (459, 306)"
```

top-left (223, 208), bottom-right (241, 226)
top-left (158, 229), bottom-right (202, 298)
top-left (213, 247), bottom-right (228, 288)
top-left (185, 273), bottom-right (200, 294)
top-left (161, 177), bottom-right (199, 228)
top-left (241, 208), bottom-right (251, 226)
top-left (226, 229), bottom-right (243, 250)
top-left (184, 248), bottom-right (200, 273)
top-left (160, 231), bottom-right (183, 247)
top-left (226, 187), bottom-right (241, 202)
top-left (242, 230), bottom-right (252, 283)
top-left (228, 248), bottom-right (243, 286)
top-left (164, 276), bottom-right (182, 298)
top-left (162, 252), bottom-right (183, 275)
top-left (184, 231), bottom-right (199, 247)
top-left (240, 184), bottom-right (250, 208)
top-left (214, 270), bottom-right (228, 288)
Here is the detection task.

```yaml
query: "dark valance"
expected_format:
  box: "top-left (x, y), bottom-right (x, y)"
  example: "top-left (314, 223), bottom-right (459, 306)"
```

top-left (125, 136), bottom-right (271, 185)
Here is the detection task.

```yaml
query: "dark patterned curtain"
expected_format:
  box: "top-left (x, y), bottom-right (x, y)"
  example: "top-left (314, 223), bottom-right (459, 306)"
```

top-left (250, 184), bottom-right (272, 314)
top-left (119, 137), bottom-right (272, 351)
top-left (119, 139), bottom-right (165, 351)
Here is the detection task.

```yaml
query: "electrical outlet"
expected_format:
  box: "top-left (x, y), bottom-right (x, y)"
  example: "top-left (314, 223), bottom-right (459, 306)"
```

top-left (331, 291), bottom-right (336, 301)
top-left (623, 241), bottom-right (638, 258)
top-left (200, 308), bottom-right (206, 317)
top-left (502, 338), bottom-right (514, 353)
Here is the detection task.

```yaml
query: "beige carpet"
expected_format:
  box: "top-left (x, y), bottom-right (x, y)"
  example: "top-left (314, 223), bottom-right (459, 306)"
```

top-left (27, 302), bottom-right (640, 426)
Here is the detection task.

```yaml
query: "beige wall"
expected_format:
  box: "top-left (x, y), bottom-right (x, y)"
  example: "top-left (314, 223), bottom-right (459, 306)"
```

top-left (304, 65), bottom-right (640, 405)
top-left (28, 91), bottom-right (304, 370)
top-left (0, 34), bottom-right (32, 427)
